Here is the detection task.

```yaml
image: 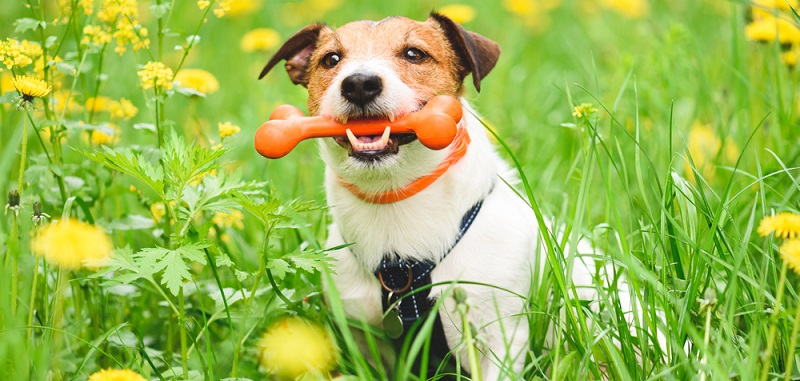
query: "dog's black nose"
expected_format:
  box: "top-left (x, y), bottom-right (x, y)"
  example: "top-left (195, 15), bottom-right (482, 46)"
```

top-left (341, 73), bottom-right (382, 106)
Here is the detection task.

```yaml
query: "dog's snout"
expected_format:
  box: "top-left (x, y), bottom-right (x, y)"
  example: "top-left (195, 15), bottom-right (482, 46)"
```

top-left (341, 73), bottom-right (383, 107)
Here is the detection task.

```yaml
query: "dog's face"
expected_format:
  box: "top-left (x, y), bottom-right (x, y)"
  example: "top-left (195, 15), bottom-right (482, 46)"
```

top-left (260, 14), bottom-right (500, 186)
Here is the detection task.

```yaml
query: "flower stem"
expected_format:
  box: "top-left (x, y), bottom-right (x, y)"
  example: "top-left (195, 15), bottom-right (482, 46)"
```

top-left (761, 261), bottom-right (789, 381)
top-left (18, 110), bottom-right (29, 199)
top-left (9, 213), bottom-right (20, 317)
top-left (784, 300), bottom-right (800, 381)
top-left (28, 255), bottom-right (40, 341)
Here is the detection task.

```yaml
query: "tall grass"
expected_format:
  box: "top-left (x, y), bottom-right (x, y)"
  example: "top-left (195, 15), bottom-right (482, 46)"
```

top-left (2, 0), bottom-right (800, 380)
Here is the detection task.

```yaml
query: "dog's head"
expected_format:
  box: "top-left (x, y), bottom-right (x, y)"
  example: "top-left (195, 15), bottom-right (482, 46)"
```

top-left (260, 13), bottom-right (500, 188)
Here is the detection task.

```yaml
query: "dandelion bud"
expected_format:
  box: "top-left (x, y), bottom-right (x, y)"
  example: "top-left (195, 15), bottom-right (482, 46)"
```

top-left (454, 286), bottom-right (468, 304)
top-left (7, 190), bottom-right (20, 208)
top-left (32, 201), bottom-right (42, 217)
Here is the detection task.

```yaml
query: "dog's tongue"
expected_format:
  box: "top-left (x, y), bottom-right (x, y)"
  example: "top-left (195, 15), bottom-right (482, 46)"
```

top-left (346, 126), bottom-right (391, 152)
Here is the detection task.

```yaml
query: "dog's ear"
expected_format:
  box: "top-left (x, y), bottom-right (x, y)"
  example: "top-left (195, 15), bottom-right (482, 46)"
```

top-left (429, 12), bottom-right (501, 92)
top-left (258, 24), bottom-right (325, 86)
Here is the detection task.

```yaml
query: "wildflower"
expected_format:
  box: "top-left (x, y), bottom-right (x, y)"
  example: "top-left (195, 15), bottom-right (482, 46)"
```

top-left (98, 0), bottom-right (150, 55)
top-left (503, 0), bottom-right (562, 30)
top-left (212, 210), bottom-right (245, 229)
top-left (31, 219), bottom-right (113, 270)
top-left (1, 71), bottom-right (12, 93)
top-left (745, 14), bottom-right (800, 44)
top-left (32, 201), bottom-right (50, 226)
top-left (137, 61), bottom-right (174, 91)
top-left (758, 212), bottom-right (800, 239)
top-left (600, 0), bottom-right (649, 19)
top-left (197, 0), bottom-right (210, 9)
top-left (87, 368), bottom-right (147, 381)
top-left (51, 91), bottom-right (83, 114)
top-left (82, 25), bottom-right (112, 48)
top-left (780, 239), bottom-right (800, 274)
top-left (108, 98), bottom-right (138, 120)
top-left (86, 96), bottom-right (113, 113)
top-left (79, 0), bottom-right (94, 14)
top-left (174, 69), bottom-right (220, 96)
top-left (5, 190), bottom-right (20, 216)
top-left (12, 75), bottom-right (51, 101)
top-left (685, 122), bottom-right (739, 183)
top-left (240, 28), bottom-right (281, 52)
top-left (257, 317), bottom-right (338, 379)
top-left (150, 202), bottom-right (167, 224)
top-left (218, 121), bottom-right (240, 139)
top-left (438, 4), bottom-right (476, 24)
top-left (572, 103), bottom-right (598, 118)
top-left (227, 0), bottom-right (261, 16)
top-left (88, 124), bottom-right (120, 146)
top-left (0, 39), bottom-right (42, 71)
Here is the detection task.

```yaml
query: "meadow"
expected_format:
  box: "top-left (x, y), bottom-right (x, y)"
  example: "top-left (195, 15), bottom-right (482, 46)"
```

top-left (1, 0), bottom-right (800, 380)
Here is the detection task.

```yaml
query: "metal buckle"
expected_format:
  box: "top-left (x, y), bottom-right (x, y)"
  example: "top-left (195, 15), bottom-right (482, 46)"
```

top-left (378, 264), bottom-right (413, 293)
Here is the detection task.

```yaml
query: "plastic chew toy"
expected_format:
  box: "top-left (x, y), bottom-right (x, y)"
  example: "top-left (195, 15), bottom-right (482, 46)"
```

top-left (254, 95), bottom-right (463, 159)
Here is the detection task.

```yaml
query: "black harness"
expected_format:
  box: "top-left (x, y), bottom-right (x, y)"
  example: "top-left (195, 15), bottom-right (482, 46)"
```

top-left (373, 198), bottom-right (484, 377)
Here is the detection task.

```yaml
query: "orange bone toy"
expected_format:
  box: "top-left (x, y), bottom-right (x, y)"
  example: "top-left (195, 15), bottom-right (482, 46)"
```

top-left (254, 95), bottom-right (463, 159)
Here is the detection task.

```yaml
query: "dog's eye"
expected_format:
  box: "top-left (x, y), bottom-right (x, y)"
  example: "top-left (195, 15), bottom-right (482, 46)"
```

top-left (403, 48), bottom-right (428, 63)
top-left (321, 52), bottom-right (341, 69)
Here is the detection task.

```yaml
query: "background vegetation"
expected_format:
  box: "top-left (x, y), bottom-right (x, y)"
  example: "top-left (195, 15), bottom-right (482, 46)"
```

top-left (2, 0), bottom-right (800, 380)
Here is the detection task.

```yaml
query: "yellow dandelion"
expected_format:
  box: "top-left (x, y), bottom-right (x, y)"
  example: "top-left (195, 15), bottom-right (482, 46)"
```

top-left (212, 210), bottom-right (245, 229)
top-left (600, 0), bottom-right (649, 18)
top-left (240, 28), bottom-right (281, 52)
top-left (257, 317), bottom-right (338, 380)
top-left (438, 4), bottom-right (476, 24)
top-left (780, 239), bottom-right (800, 274)
top-left (754, 0), bottom-right (799, 12)
top-left (174, 68), bottom-right (220, 96)
top-left (683, 122), bottom-right (740, 184)
top-left (758, 212), bottom-right (800, 239)
top-left (1, 71), bottom-right (13, 94)
top-left (745, 14), bottom-right (800, 44)
top-left (109, 98), bottom-right (138, 120)
top-left (87, 368), bottom-right (147, 381)
top-left (31, 219), bottom-right (113, 270)
top-left (227, 0), bottom-right (261, 16)
top-left (572, 103), bottom-right (597, 118)
top-left (137, 61), bottom-right (173, 91)
top-left (86, 96), bottom-right (113, 113)
top-left (12, 75), bottom-right (51, 100)
top-left (88, 124), bottom-right (120, 146)
top-left (218, 121), bottom-right (240, 139)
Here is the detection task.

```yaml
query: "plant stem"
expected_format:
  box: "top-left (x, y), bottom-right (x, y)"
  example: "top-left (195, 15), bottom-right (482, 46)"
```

top-left (9, 213), bottom-right (20, 318)
top-left (28, 255), bottom-right (40, 341)
top-left (761, 261), bottom-right (789, 381)
top-left (784, 301), bottom-right (800, 381)
top-left (179, 288), bottom-right (189, 380)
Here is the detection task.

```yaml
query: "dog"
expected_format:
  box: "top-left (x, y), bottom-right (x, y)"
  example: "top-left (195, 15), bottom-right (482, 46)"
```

top-left (260, 13), bottom-right (549, 380)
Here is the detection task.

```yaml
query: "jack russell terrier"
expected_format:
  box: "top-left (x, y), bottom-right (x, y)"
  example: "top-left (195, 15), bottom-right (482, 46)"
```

top-left (259, 12), bottom-right (611, 380)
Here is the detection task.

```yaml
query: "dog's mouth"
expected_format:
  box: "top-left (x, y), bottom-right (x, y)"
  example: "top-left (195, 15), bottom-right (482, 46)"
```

top-left (334, 126), bottom-right (418, 161)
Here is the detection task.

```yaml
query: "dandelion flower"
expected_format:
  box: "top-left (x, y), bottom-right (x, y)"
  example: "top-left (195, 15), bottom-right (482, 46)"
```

top-left (88, 124), bottom-right (120, 146)
top-left (240, 28), bottom-right (280, 52)
top-left (600, 0), bottom-right (649, 18)
top-left (86, 96), bottom-right (113, 113)
top-left (12, 75), bottom-right (51, 100)
top-left (174, 68), bottom-right (220, 96)
top-left (758, 212), bottom-right (800, 239)
top-left (438, 4), bottom-right (476, 24)
top-left (257, 317), bottom-right (338, 379)
top-left (1, 71), bottom-right (14, 93)
top-left (227, 0), bottom-right (261, 16)
top-left (745, 14), bottom-right (800, 44)
top-left (137, 61), bottom-right (174, 91)
top-left (218, 121), bottom-right (240, 139)
top-left (87, 368), bottom-right (147, 381)
top-left (32, 219), bottom-right (113, 270)
top-left (781, 239), bottom-right (800, 274)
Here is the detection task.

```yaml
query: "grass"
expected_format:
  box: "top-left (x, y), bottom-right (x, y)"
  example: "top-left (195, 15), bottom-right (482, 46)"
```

top-left (2, 0), bottom-right (800, 380)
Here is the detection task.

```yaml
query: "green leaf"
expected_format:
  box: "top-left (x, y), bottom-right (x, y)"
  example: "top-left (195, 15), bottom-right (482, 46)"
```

top-left (267, 258), bottom-right (290, 280)
top-left (290, 250), bottom-right (332, 275)
top-left (84, 146), bottom-right (166, 198)
top-left (14, 18), bottom-right (45, 33)
top-left (149, 2), bottom-right (171, 18)
top-left (215, 254), bottom-right (233, 268)
top-left (159, 251), bottom-right (192, 296)
top-left (104, 215), bottom-right (154, 231)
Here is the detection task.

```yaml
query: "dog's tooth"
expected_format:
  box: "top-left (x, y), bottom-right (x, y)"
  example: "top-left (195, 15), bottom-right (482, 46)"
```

top-left (340, 115), bottom-right (348, 124)
top-left (345, 129), bottom-right (360, 149)
top-left (380, 126), bottom-right (391, 147)
top-left (388, 113), bottom-right (396, 123)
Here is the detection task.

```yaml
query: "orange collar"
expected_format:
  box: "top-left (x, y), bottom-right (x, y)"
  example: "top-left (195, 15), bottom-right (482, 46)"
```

top-left (338, 126), bottom-right (471, 204)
